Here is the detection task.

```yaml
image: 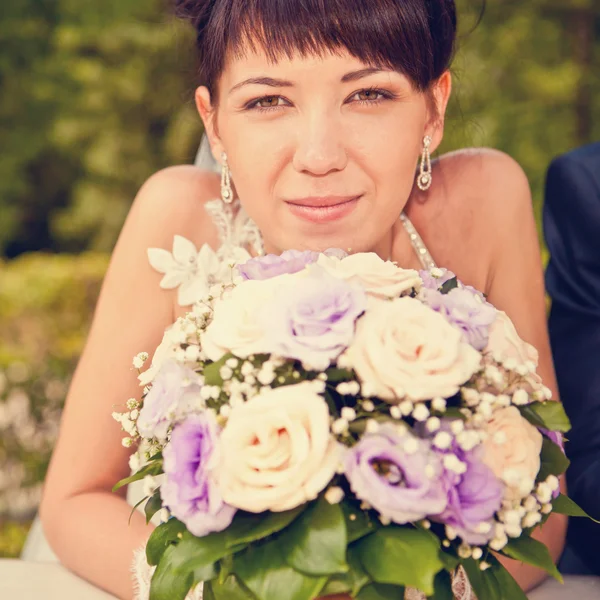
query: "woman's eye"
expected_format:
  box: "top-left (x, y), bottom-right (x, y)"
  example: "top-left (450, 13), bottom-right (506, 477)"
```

top-left (247, 96), bottom-right (288, 111)
top-left (350, 89), bottom-right (391, 104)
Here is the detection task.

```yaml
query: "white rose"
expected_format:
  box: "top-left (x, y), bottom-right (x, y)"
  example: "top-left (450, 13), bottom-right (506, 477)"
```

top-left (201, 278), bottom-right (280, 361)
top-left (485, 311), bottom-right (539, 368)
top-left (317, 253), bottom-right (422, 299)
top-left (481, 406), bottom-right (543, 503)
top-left (217, 382), bottom-right (342, 512)
top-left (138, 320), bottom-right (187, 386)
top-left (342, 297), bottom-right (482, 402)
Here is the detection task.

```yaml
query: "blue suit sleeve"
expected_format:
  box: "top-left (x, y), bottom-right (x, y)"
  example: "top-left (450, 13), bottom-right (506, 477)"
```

top-left (544, 152), bottom-right (600, 573)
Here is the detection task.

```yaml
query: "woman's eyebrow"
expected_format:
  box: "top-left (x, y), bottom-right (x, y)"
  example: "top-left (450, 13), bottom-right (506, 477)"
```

top-left (229, 77), bottom-right (294, 94)
top-left (341, 67), bottom-right (388, 82)
top-left (229, 67), bottom-right (391, 94)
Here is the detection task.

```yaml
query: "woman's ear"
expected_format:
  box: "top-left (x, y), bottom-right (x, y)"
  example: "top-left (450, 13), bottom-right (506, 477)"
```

top-left (195, 86), bottom-right (225, 163)
top-left (427, 71), bottom-right (452, 152)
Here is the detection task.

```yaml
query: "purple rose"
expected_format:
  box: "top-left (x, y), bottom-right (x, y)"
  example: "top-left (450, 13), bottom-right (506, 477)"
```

top-left (238, 248), bottom-right (348, 281)
top-left (137, 361), bottom-right (203, 441)
top-left (434, 447), bottom-right (503, 545)
top-left (344, 425), bottom-right (448, 524)
top-left (161, 413), bottom-right (236, 537)
top-left (422, 287), bottom-right (497, 350)
top-left (419, 268), bottom-right (457, 290)
top-left (263, 267), bottom-right (366, 370)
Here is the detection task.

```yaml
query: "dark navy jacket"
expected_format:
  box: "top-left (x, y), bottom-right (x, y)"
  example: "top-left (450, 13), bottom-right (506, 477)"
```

top-left (544, 142), bottom-right (600, 574)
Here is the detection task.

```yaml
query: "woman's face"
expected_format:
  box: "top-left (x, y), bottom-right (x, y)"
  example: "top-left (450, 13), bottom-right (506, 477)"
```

top-left (197, 47), bottom-right (450, 256)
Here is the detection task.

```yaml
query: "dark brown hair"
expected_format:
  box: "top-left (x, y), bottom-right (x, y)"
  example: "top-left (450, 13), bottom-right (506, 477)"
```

top-left (176, 0), bottom-right (457, 104)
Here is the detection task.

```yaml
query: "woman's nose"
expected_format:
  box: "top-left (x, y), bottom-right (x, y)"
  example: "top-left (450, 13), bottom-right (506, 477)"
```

top-left (292, 114), bottom-right (348, 176)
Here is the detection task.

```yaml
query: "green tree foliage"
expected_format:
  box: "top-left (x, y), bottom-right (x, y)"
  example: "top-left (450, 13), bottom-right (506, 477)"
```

top-left (0, 0), bottom-right (202, 256)
top-left (445, 0), bottom-right (600, 229)
top-left (0, 1), bottom-right (598, 256)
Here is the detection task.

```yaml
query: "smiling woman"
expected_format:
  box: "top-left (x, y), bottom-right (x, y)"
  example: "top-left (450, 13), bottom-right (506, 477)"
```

top-left (37, 1), bottom-right (567, 599)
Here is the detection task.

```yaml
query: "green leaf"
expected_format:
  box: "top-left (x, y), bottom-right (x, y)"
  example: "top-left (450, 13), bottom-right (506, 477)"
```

top-left (280, 496), bottom-right (348, 576)
top-left (341, 500), bottom-right (378, 543)
top-left (488, 557), bottom-right (528, 600)
top-left (502, 535), bottom-right (562, 582)
top-left (203, 354), bottom-right (232, 386)
top-left (113, 461), bottom-right (163, 492)
top-left (538, 438), bottom-right (570, 480)
top-left (356, 528), bottom-right (444, 596)
top-left (462, 556), bottom-right (529, 600)
top-left (428, 569), bottom-right (453, 600)
top-left (129, 495), bottom-right (149, 526)
top-left (552, 494), bottom-right (599, 522)
top-left (321, 545), bottom-right (371, 597)
top-left (356, 583), bottom-right (405, 599)
top-left (438, 549), bottom-right (460, 572)
top-left (225, 506), bottom-right (304, 549)
top-left (149, 543), bottom-right (194, 600)
top-left (145, 490), bottom-right (163, 524)
top-left (439, 277), bottom-right (459, 294)
top-left (462, 559), bottom-right (502, 600)
top-left (146, 518), bottom-right (187, 566)
top-left (520, 402), bottom-right (571, 433)
top-left (234, 538), bottom-right (327, 600)
top-left (326, 368), bottom-right (355, 382)
top-left (206, 575), bottom-right (257, 600)
top-left (172, 530), bottom-right (231, 575)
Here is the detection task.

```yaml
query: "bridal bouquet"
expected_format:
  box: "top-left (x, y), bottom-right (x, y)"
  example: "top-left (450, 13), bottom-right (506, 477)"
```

top-left (114, 250), bottom-right (584, 600)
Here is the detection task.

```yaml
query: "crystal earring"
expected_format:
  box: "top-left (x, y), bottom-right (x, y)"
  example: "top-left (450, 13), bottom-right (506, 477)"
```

top-left (417, 135), bottom-right (433, 191)
top-left (221, 152), bottom-right (234, 204)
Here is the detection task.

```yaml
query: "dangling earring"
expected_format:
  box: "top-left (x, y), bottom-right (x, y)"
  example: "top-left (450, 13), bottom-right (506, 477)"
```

top-left (221, 152), bottom-right (234, 204)
top-left (417, 135), bottom-right (433, 191)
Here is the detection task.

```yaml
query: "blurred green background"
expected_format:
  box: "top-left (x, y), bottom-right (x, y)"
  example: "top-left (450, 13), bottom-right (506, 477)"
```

top-left (0, 0), bottom-right (598, 557)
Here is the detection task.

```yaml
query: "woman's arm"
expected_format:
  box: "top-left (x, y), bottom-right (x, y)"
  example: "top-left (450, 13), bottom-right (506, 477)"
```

top-left (40, 166), bottom-right (219, 599)
top-left (479, 151), bottom-right (567, 591)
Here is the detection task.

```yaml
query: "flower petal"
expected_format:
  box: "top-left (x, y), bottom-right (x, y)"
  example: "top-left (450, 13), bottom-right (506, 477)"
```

top-left (148, 248), bottom-right (177, 274)
top-left (178, 277), bottom-right (210, 306)
top-left (173, 235), bottom-right (199, 265)
top-left (159, 270), bottom-right (187, 290)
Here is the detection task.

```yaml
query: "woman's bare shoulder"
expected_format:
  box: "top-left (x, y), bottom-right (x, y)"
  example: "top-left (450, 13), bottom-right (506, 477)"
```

top-left (130, 165), bottom-right (222, 251)
top-left (410, 148), bottom-right (534, 293)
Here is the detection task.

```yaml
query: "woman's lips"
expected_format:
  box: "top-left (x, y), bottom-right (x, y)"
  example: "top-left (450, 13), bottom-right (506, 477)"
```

top-left (285, 195), bottom-right (361, 224)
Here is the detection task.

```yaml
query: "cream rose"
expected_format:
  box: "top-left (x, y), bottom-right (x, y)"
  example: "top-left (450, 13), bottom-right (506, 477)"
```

top-left (486, 311), bottom-right (539, 368)
top-left (342, 297), bottom-right (482, 402)
top-left (201, 278), bottom-right (279, 361)
top-left (217, 382), bottom-right (342, 512)
top-left (317, 253), bottom-right (422, 299)
top-left (481, 406), bottom-right (543, 502)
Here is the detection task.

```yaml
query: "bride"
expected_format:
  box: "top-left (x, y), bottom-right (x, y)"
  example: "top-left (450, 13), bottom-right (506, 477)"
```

top-left (39, 0), bottom-right (566, 598)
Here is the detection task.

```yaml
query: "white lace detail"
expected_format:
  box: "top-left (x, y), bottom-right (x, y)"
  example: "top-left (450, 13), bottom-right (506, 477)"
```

top-left (404, 567), bottom-right (476, 600)
top-left (132, 546), bottom-right (203, 600)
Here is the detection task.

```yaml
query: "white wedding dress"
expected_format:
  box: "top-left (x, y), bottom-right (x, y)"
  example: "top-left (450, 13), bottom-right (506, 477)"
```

top-left (132, 137), bottom-right (473, 600)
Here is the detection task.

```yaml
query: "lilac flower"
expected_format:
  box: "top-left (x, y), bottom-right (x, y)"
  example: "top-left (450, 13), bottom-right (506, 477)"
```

top-left (422, 287), bottom-right (497, 350)
top-left (434, 447), bottom-right (503, 545)
top-left (238, 250), bottom-right (319, 280)
top-left (344, 425), bottom-right (448, 524)
top-left (419, 268), bottom-right (457, 290)
top-left (137, 361), bottom-right (203, 441)
top-left (263, 267), bottom-right (367, 370)
top-left (541, 428), bottom-right (565, 453)
top-left (161, 414), bottom-right (236, 537)
top-left (239, 248), bottom-right (348, 280)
